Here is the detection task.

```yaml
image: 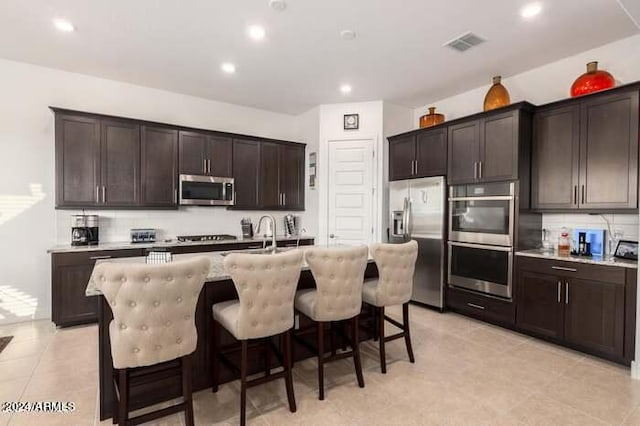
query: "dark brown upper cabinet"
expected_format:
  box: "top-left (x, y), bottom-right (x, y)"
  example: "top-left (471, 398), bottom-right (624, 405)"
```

top-left (448, 107), bottom-right (530, 185)
top-left (55, 113), bottom-right (101, 207)
top-left (232, 138), bottom-right (261, 209)
top-left (55, 113), bottom-right (141, 208)
top-left (141, 126), bottom-right (178, 207)
top-left (388, 127), bottom-right (447, 181)
top-left (279, 143), bottom-right (305, 210)
top-left (178, 131), bottom-right (232, 177)
top-left (532, 88), bottom-right (639, 211)
top-left (232, 139), bottom-right (305, 211)
top-left (531, 105), bottom-right (580, 210)
top-left (100, 119), bottom-right (140, 206)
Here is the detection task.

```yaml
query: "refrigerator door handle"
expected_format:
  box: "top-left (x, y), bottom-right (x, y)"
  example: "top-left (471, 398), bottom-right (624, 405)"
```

top-left (407, 198), bottom-right (413, 239)
top-left (402, 197), bottom-right (409, 241)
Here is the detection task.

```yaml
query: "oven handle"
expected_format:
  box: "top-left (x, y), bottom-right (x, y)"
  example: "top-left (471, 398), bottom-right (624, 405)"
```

top-left (448, 241), bottom-right (513, 252)
top-left (448, 196), bottom-right (514, 201)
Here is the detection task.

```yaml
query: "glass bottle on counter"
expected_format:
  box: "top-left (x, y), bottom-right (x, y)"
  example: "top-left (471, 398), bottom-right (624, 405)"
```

top-left (558, 228), bottom-right (571, 257)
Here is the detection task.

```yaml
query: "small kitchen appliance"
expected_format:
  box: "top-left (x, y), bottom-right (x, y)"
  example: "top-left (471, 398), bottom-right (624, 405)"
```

top-left (71, 214), bottom-right (99, 246)
top-left (176, 234), bottom-right (237, 242)
top-left (130, 229), bottom-right (157, 244)
top-left (241, 218), bottom-right (254, 238)
top-left (284, 214), bottom-right (299, 236)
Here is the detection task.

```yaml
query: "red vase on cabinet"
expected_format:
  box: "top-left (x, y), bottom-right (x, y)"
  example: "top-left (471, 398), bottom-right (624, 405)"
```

top-left (570, 61), bottom-right (615, 97)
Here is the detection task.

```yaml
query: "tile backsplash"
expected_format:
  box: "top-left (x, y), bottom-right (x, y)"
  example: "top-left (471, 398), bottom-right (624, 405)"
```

top-left (55, 208), bottom-right (315, 245)
top-left (542, 213), bottom-right (639, 255)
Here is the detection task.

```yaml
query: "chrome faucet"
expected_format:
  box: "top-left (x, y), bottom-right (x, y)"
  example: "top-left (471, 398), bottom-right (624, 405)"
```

top-left (256, 215), bottom-right (277, 250)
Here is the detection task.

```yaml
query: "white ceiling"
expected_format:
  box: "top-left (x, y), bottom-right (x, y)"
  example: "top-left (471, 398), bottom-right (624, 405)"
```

top-left (0, 0), bottom-right (638, 114)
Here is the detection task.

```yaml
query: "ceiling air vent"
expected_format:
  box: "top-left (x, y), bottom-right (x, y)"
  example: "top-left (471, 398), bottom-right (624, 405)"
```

top-left (444, 32), bottom-right (485, 52)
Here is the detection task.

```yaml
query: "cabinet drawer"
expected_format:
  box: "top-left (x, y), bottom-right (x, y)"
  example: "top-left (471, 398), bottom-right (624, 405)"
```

top-left (52, 249), bottom-right (145, 266)
top-left (517, 256), bottom-right (625, 285)
top-left (446, 286), bottom-right (515, 325)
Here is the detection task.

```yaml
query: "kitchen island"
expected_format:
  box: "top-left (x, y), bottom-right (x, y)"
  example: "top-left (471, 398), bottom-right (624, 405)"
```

top-left (87, 247), bottom-right (378, 420)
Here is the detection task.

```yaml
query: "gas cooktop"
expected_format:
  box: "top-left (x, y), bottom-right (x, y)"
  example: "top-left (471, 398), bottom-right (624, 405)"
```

top-left (176, 234), bottom-right (238, 242)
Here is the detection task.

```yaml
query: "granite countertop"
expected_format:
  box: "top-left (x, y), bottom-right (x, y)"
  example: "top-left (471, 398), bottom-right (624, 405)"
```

top-left (86, 246), bottom-right (374, 296)
top-left (48, 235), bottom-right (315, 254)
top-left (516, 249), bottom-right (637, 269)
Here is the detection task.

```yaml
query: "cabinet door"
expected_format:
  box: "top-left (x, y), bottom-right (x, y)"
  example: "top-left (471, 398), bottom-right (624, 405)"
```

top-left (179, 131), bottom-right (207, 175)
top-left (516, 270), bottom-right (564, 339)
top-left (55, 114), bottom-right (101, 207)
top-left (564, 278), bottom-right (625, 358)
top-left (52, 263), bottom-right (98, 326)
top-left (531, 105), bottom-right (580, 210)
top-left (141, 126), bottom-right (178, 207)
top-left (207, 135), bottom-right (232, 177)
top-left (415, 128), bottom-right (447, 177)
top-left (232, 139), bottom-right (260, 208)
top-left (101, 120), bottom-right (140, 206)
top-left (259, 142), bottom-right (281, 209)
top-left (388, 134), bottom-right (416, 181)
top-left (479, 111), bottom-right (518, 182)
top-left (280, 144), bottom-right (305, 210)
top-left (448, 120), bottom-right (480, 184)
top-left (579, 90), bottom-right (639, 209)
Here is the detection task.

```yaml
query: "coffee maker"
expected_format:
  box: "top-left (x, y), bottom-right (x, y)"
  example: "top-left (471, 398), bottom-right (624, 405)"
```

top-left (71, 214), bottom-right (99, 246)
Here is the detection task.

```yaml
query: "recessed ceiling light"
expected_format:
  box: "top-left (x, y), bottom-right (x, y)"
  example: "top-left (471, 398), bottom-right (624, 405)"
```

top-left (221, 63), bottom-right (236, 74)
top-left (247, 25), bottom-right (266, 41)
top-left (340, 84), bottom-right (352, 94)
top-left (340, 30), bottom-right (356, 41)
top-left (520, 2), bottom-right (542, 19)
top-left (53, 18), bottom-right (75, 32)
top-left (269, 0), bottom-right (287, 12)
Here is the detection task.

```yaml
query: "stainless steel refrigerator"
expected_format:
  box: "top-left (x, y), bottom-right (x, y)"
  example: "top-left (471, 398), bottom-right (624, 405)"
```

top-left (389, 176), bottom-right (445, 308)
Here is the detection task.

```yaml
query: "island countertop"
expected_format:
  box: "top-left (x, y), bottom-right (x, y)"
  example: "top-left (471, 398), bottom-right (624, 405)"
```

top-left (86, 246), bottom-right (374, 296)
top-left (49, 234), bottom-right (315, 254)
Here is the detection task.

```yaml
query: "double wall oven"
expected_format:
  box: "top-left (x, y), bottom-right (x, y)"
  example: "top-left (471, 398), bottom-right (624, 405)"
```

top-left (448, 182), bottom-right (515, 299)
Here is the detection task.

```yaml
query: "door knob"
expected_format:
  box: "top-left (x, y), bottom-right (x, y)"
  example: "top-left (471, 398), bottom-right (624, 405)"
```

top-left (329, 234), bottom-right (335, 239)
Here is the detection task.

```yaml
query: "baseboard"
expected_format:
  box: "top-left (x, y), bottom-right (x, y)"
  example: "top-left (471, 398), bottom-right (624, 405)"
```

top-left (631, 361), bottom-right (640, 380)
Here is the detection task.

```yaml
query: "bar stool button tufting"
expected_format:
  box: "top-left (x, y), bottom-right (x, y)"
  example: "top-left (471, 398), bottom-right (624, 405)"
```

top-left (177, 296), bottom-right (183, 303)
top-left (153, 301), bottom-right (160, 307)
top-left (129, 301), bottom-right (136, 307)
top-left (144, 276), bottom-right (150, 282)
top-left (176, 338), bottom-right (182, 344)
top-left (141, 325), bottom-right (148, 331)
top-left (167, 276), bottom-right (173, 281)
top-left (120, 324), bottom-right (127, 330)
top-left (133, 347), bottom-right (139, 353)
top-left (121, 277), bottom-right (127, 283)
top-left (166, 321), bottom-right (172, 327)
top-left (155, 345), bottom-right (161, 350)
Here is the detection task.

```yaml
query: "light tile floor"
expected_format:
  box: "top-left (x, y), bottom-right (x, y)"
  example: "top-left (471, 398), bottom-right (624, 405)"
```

top-left (1, 305), bottom-right (640, 425)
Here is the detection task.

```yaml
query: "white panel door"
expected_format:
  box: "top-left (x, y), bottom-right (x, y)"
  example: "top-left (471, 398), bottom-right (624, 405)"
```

top-left (327, 139), bottom-right (374, 246)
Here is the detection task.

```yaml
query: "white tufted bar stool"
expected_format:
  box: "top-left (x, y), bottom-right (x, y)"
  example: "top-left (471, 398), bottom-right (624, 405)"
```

top-left (93, 256), bottom-right (210, 426)
top-left (211, 249), bottom-right (303, 426)
top-left (294, 245), bottom-right (368, 400)
top-left (363, 240), bottom-right (418, 373)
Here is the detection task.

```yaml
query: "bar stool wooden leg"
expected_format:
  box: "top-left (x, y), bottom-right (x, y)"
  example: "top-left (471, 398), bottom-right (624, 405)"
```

top-left (182, 355), bottom-right (194, 426)
top-left (211, 319), bottom-right (220, 393)
top-left (240, 340), bottom-right (248, 426)
top-left (317, 321), bottom-right (325, 401)
top-left (117, 369), bottom-right (128, 426)
top-left (351, 316), bottom-right (365, 388)
top-left (378, 306), bottom-right (387, 374)
top-left (330, 322), bottom-right (337, 356)
top-left (111, 370), bottom-right (118, 424)
top-left (372, 306), bottom-right (379, 342)
top-left (403, 302), bottom-right (415, 363)
top-left (283, 329), bottom-right (297, 412)
top-left (263, 338), bottom-right (271, 376)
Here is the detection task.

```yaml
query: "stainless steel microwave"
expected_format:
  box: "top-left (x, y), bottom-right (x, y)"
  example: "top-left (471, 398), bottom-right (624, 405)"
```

top-left (179, 174), bottom-right (234, 206)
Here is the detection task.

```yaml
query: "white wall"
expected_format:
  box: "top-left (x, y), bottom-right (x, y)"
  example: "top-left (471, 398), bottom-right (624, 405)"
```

top-left (414, 34), bottom-right (640, 123)
top-left (294, 106), bottom-right (320, 239)
top-left (0, 57), bottom-right (311, 325)
top-left (316, 101), bottom-right (384, 245)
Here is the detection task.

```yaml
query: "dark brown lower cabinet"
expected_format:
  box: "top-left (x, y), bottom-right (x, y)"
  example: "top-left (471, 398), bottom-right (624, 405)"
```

top-left (516, 270), bottom-right (564, 339)
top-left (516, 256), bottom-right (633, 364)
top-left (564, 277), bottom-right (624, 359)
top-left (51, 249), bottom-right (143, 327)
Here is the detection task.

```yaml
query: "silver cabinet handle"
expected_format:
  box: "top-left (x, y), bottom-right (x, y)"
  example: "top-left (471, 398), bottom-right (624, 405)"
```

top-left (414, 160), bottom-right (419, 175)
top-left (208, 159), bottom-right (211, 174)
top-left (565, 281), bottom-right (569, 305)
top-left (467, 303), bottom-right (486, 310)
top-left (283, 193), bottom-right (286, 205)
top-left (102, 186), bottom-right (106, 204)
top-left (479, 161), bottom-right (483, 179)
top-left (573, 186), bottom-right (578, 206)
top-left (552, 266), bottom-right (577, 272)
top-left (96, 186), bottom-right (100, 203)
top-left (473, 162), bottom-right (478, 180)
top-left (581, 185), bottom-right (585, 204)
top-left (90, 255), bottom-right (111, 260)
top-left (557, 281), bottom-right (562, 303)
top-left (174, 189), bottom-right (178, 204)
